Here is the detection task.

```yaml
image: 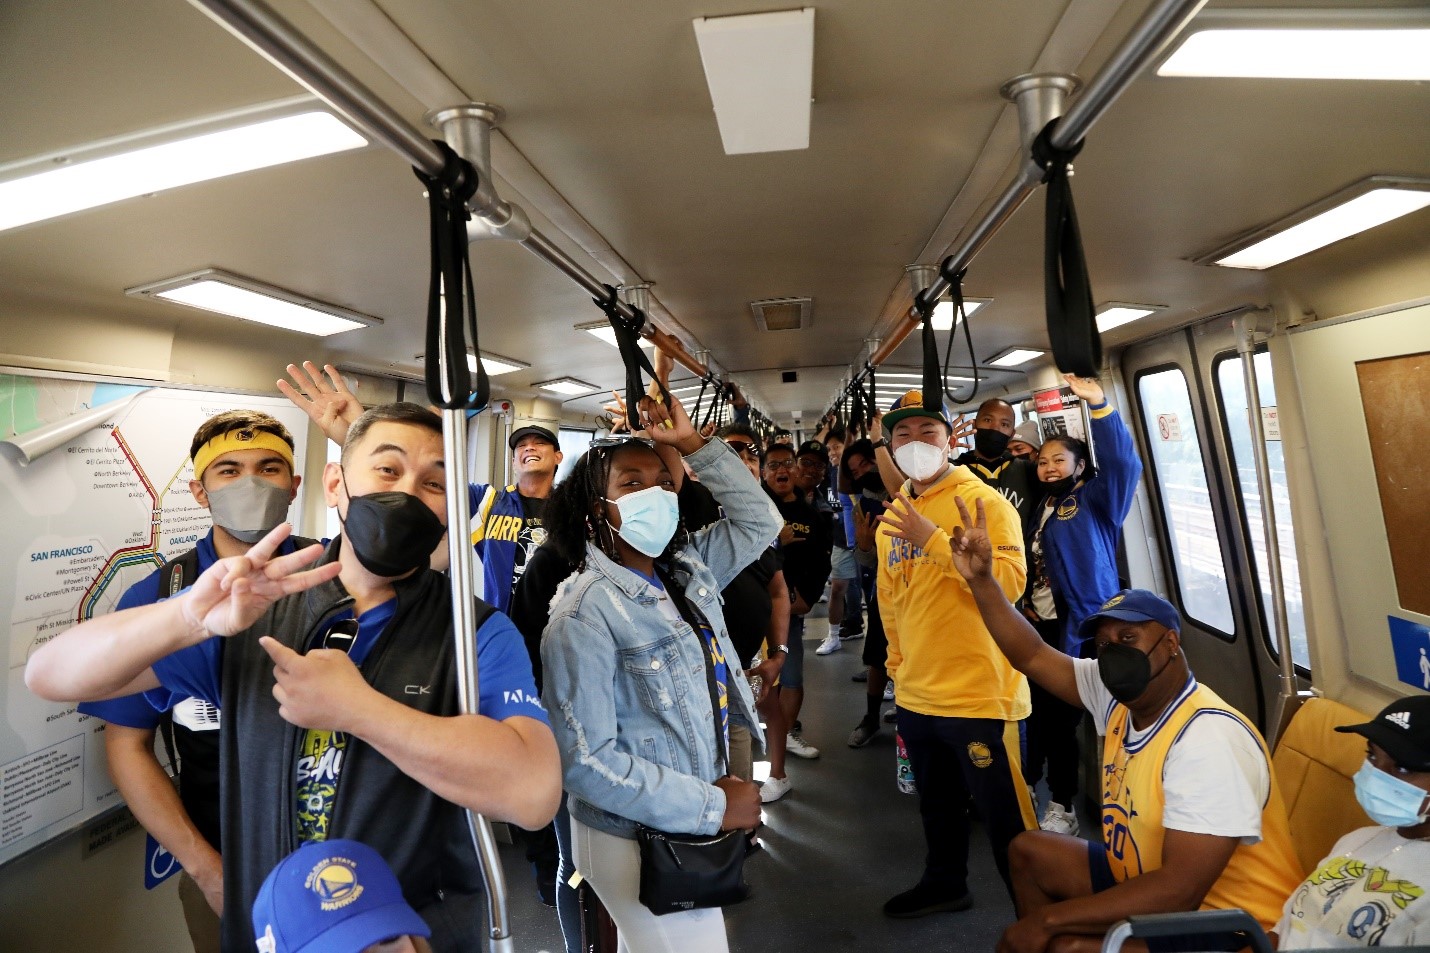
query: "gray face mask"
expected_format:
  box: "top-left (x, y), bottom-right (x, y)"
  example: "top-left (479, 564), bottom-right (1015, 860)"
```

top-left (204, 475), bottom-right (292, 543)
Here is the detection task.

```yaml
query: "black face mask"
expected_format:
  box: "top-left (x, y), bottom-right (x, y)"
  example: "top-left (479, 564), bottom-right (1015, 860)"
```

top-left (340, 475), bottom-right (447, 578)
top-left (974, 427), bottom-right (1011, 459)
top-left (1042, 464), bottom-right (1085, 499)
top-left (1097, 631), bottom-right (1173, 704)
top-left (855, 471), bottom-right (885, 495)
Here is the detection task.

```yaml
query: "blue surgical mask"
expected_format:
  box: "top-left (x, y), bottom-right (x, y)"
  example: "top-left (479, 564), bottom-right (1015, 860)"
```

top-left (605, 485), bottom-right (680, 558)
top-left (1353, 760), bottom-right (1430, 828)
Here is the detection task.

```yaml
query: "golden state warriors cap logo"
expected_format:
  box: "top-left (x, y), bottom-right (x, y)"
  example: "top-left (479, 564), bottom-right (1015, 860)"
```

top-left (305, 856), bottom-right (364, 911)
top-left (1102, 594), bottom-right (1125, 610)
top-left (967, 742), bottom-right (993, 768)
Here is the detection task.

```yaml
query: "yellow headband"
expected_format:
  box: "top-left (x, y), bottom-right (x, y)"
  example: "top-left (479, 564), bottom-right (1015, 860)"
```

top-left (192, 429), bottom-right (295, 479)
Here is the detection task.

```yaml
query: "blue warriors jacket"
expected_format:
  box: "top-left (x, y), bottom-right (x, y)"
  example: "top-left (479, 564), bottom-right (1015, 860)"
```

top-left (468, 482), bottom-right (545, 614)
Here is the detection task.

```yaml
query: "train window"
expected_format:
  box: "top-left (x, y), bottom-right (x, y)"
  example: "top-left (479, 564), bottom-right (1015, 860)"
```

top-left (1215, 351), bottom-right (1310, 671)
top-left (1135, 366), bottom-right (1236, 637)
top-left (556, 427), bottom-right (596, 483)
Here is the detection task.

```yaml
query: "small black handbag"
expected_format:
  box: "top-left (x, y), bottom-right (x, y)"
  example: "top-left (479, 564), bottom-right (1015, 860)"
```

top-left (634, 572), bottom-right (753, 916)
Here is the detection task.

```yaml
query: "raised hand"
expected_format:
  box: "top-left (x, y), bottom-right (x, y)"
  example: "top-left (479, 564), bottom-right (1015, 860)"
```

top-left (278, 361), bottom-right (363, 445)
top-left (948, 497), bottom-right (994, 581)
top-left (638, 392), bottom-right (703, 454)
top-left (869, 410), bottom-right (885, 445)
top-left (951, 416), bottom-right (976, 445)
top-left (877, 490), bottom-right (938, 551)
top-left (259, 637), bottom-right (371, 733)
top-left (853, 506), bottom-right (877, 552)
top-left (1063, 372), bottom-right (1105, 407)
top-left (179, 525), bottom-right (338, 637)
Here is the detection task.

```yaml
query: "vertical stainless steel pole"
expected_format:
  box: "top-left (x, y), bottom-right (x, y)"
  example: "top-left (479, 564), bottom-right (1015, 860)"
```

top-left (1234, 312), bottom-right (1298, 738)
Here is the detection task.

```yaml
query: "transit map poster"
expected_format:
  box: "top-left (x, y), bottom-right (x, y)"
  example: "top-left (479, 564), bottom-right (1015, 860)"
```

top-left (0, 371), bottom-right (309, 867)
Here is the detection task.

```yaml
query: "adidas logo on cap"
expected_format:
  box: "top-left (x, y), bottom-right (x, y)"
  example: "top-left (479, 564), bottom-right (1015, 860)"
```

top-left (1389, 711), bottom-right (1412, 730)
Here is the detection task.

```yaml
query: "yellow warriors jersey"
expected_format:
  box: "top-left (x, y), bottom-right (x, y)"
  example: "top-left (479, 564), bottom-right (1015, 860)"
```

top-left (1101, 679), bottom-right (1303, 930)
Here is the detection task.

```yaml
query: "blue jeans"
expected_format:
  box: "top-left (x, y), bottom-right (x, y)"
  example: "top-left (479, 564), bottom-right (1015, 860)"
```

top-left (782, 614), bottom-right (806, 689)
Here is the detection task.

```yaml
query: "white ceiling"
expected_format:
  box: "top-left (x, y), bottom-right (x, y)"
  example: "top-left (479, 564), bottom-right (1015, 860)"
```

top-left (1, 0), bottom-right (1426, 423)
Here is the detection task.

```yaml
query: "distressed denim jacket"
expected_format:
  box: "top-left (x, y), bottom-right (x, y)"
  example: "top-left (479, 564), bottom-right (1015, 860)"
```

top-left (541, 438), bottom-right (784, 840)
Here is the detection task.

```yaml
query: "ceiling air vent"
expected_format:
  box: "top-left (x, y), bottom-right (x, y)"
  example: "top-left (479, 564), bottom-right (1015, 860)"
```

top-left (750, 296), bottom-right (812, 332)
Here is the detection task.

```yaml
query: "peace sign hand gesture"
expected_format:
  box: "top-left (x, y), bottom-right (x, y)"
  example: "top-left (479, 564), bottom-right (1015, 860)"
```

top-left (178, 525), bottom-right (339, 638)
top-left (949, 497), bottom-right (994, 582)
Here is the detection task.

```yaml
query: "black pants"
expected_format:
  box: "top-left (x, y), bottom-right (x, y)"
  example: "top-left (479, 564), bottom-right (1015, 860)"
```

top-left (417, 888), bottom-right (486, 953)
top-left (896, 709), bottom-right (1035, 898)
top-left (1021, 617), bottom-right (1083, 807)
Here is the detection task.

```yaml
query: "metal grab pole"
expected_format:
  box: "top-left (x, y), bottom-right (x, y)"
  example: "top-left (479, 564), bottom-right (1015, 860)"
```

top-left (1234, 313), bottom-right (1298, 731)
top-left (442, 409), bottom-right (515, 953)
top-left (190, 0), bottom-right (716, 380)
top-left (869, 0), bottom-right (1209, 367)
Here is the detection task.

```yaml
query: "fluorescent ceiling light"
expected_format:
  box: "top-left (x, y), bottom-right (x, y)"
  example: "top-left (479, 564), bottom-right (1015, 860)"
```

top-left (1159, 28), bottom-right (1430, 81)
top-left (987, 347), bottom-right (1046, 368)
top-left (536, 377), bottom-right (598, 397)
top-left (930, 299), bottom-right (988, 331)
top-left (127, 269), bottom-right (378, 337)
top-left (575, 320), bottom-right (654, 349)
top-left (1096, 303), bottom-right (1162, 332)
top-left (692, 8), bottom-right (815, 155)
top-left (0, 111), bottom-right (366, 232)
top-left (472, 353), bottom-right (528, 376)
top-left (1207, 181), bottom-right (1430, 269)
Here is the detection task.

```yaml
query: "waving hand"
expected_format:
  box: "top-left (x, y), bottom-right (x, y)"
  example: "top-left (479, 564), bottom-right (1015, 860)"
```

top-left (948, 497), bottom-right (994, 582)
top-left (278, 361), bottom-right (363, 446)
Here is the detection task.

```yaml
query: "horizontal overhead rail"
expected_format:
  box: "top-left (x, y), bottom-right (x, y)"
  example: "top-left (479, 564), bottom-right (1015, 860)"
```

top-left (867, 0), bottom-right (1208, 368)
top-left (190, 0), bottom-right (723, 388)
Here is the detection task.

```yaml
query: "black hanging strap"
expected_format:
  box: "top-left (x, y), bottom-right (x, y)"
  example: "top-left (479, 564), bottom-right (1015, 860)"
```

top-left (595, 284), bottom-right (670, 415)
top-left (692, 377), bottom-right (711, 428)
top-left (1032, 119), bottom-right (1101, 378)
top-left (912, 286), bottom-right (943, 415)
top-left (938, 265), bottom-right (981, 406)
top-left (413, 141), bottom-right (490, 410)
top-left (865, 364), bottom-right (878, 424)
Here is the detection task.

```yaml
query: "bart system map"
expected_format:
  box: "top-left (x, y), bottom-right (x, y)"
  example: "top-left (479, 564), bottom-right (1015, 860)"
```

top-left (0, 371), bottom-right (309, 866)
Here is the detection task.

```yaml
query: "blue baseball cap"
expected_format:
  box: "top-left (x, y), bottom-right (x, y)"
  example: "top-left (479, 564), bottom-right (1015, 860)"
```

top-left (1076, 589), bottom-right (1182, 642)
top-left (883, 389), bottom-right (952, 430)
top-left (252, 840), bottom-right (431, 953)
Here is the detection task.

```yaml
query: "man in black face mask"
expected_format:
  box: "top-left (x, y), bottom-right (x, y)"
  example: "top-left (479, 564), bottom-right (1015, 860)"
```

top-left (944, 498), bottom-right (1301, 952)
top-left (953, 398), bottom-right (1041, 527)
top-left (28, 403), bottom-right (561, 953)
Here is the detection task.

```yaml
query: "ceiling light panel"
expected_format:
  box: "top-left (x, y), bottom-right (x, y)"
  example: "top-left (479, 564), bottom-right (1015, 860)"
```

top-left (536, 377), bottom-right (598, 397)
top-left (128, 270), bottom-right (378, 337)
top-left (575, 321), bottom-right (654, 349)
top-left (693, 8), bottom-right (815, 155)
top-left (1212, 186), bottom-right (1430, 270)
top-left (1096, 304), bottom-right (1162, 332)
top-left (930, 299), bottom-right (988, 331)
top-left (987, 347), bottom-right (1047, 367)
top-left (0, 111), bottom-right (366, 232)
top-left (1159, 28), bottom-right (1430, 81)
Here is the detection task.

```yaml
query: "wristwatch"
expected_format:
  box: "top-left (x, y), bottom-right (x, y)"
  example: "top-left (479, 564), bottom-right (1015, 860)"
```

top-left (773, 643), bottom-right (790, 655)
top-left (875, 437), bottom-right (891, 450)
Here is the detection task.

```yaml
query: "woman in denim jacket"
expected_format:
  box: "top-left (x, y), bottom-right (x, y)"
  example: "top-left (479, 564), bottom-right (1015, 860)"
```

top-left (541, 395), bottom-right (783, 953)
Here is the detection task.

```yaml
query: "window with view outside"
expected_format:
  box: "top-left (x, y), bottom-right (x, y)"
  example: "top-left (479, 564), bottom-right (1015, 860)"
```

top-left (1216, 352), bottom-right (1309, 670)
top-left (1137, 367), bottom-right (1236, 635)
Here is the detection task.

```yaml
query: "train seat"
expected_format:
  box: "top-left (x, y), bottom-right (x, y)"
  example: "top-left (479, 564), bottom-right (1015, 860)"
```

top-left (1271, 696), bottom-right (1374, 875)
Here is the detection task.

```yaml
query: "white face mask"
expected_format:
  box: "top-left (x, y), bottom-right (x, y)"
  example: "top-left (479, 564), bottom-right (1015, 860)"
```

top-left (893, 440), bottom-right (948, 482)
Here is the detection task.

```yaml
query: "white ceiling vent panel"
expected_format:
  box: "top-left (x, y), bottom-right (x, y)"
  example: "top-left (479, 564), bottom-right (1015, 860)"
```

top-left (693, 8), bottom-right (815, 155)
top-left (750, 296), bottom-right (813, 331)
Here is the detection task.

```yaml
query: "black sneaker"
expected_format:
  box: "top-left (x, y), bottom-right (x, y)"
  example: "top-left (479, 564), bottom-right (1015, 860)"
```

top-left (851, 670), bottom-right (869, 683)
top-left (848, 717), bottom-right (878, 748)
top-left (883, 884), bottom-right (973, 919)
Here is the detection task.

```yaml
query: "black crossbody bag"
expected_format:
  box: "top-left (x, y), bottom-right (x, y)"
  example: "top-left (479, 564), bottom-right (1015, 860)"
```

top-left (634, 571), bottom-right (752, 916)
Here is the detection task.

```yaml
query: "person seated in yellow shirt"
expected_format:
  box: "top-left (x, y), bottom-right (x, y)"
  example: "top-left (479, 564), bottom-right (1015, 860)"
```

top-left (945, 496), bottom-right (1301, 953)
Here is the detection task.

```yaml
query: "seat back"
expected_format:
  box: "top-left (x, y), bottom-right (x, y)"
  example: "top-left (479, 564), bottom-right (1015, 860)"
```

top-left (1271, 696), bottom-right (1374, 874)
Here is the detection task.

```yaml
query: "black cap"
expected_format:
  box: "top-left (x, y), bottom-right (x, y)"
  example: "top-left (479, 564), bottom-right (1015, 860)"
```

top-left (1336, 696), bottom-right (1430, 771)
top-left (509, 425), bottom-right (558, 451)
top-left (796, 440), bottom-right (827, 461)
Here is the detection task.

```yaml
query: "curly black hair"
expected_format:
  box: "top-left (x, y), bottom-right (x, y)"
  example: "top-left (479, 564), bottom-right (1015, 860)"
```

top-left (545, 441), bottom-right (687, 571)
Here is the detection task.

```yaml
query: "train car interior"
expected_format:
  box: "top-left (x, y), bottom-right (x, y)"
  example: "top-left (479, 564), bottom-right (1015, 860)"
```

top-left (1, 0), bottom-right (1427, 949)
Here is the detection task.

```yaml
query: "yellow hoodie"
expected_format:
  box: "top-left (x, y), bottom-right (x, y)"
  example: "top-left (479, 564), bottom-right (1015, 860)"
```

top-left (878, 464), bottom-right (1029, 720)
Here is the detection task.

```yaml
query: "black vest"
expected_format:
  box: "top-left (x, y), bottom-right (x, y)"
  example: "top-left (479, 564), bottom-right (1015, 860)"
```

top-left (217, 538), bottom-right (493, 952)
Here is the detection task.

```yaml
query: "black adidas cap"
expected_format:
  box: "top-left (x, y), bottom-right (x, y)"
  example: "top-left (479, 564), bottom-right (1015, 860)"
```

top-left (1336, 696), bottom-right (1430, 771)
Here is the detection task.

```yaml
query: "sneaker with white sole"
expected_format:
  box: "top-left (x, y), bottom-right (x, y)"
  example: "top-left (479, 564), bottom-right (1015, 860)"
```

top-left (1040, 802), bottom-right (1079, 836)
top-left (815, 633), bottom-right (842, 655)
top-left (785, 732), bottom-right (820, 759)
top-left (883, 682), bottom-right (895, 701)
top-left (760, 776), bottom-right (792, 803)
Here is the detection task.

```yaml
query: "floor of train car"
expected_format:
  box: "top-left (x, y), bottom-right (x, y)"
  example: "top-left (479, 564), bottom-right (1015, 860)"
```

top-left (497, 615), bottom-right (1096, 952)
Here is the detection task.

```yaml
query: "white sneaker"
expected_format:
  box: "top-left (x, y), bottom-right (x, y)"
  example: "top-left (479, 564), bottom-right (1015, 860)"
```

top-left (785, 732), bottom-right (821, 759)
top-left (883, 682), bottom-right (895, 701)
top-left (760, 776), bottom-right (791, 803)
top-left (815, 633), bottom-right (842, 655)
top-left (1040, 802), bottom-right (1079, 836)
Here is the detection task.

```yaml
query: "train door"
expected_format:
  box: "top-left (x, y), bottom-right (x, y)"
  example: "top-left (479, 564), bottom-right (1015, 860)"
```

top-left (1119, 314), bottom-right (1309, 732)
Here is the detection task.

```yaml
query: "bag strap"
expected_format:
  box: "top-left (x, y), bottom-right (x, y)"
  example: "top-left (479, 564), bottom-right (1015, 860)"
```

top-left (656, 567), bottom-right (728, 773)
